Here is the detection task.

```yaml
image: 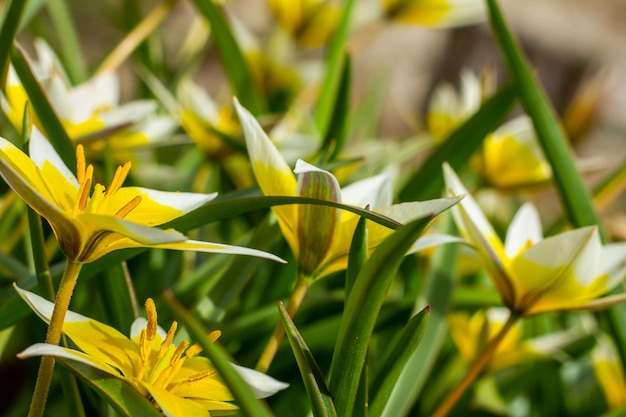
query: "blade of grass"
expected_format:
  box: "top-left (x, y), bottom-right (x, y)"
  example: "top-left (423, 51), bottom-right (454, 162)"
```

top-left (0, 0), bottom-right (28, 88)
top-left (346, 215), bottom-right (367, 298)
top-left (486, 0), bottom-right (604, 238)
top-left (46, 0), bottom-right (87, 83)
top-left (189, 0), bottom-right (264, 114)
top-left (315, 0), bottom-right (355, 139)
top-left (278, 301), bottom-right (338, 417)
top-left (10, 44), bottom-right (76, 170)
top-left (321, 52), bottom-right (351, 161)
top-left (328, 199), bottom-right (457, 416)
top-left (369, 306), bottom-right (430, 416)
top-left (381, 212), bottom-right (458, 417)
top-left (399, 83), bottom-right (516, 201)
top-left (162, 290), bottom-right (275, 417)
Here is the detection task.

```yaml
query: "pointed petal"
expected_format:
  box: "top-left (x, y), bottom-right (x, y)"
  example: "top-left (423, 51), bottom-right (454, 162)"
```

top-left (112, 187), bottom-right (216, 226)
top-left (341, 171), bottom-right (393, 208)
top-left (598, 243), bottom-right (626, 289)
top-left (29, 126), bottom-right (77, 187)
top-left (14, 284), bottom-right (89, 324)
top-left (97, 100), bottom-right (157, 128)
top-left (234, 98), bottom-right (298, 251)
top-left (504, 203), bottom-right (543, 258)
top-left (17, 343), bottom-right (120, 377)
top-left (149, 239), bottom-right (286, 263)
top-left (407, 233), bottom-right (465, 254)
top-left (231, 363), bottom-right (289, 398)
top-left (443, 163), bottom-right (515, 305)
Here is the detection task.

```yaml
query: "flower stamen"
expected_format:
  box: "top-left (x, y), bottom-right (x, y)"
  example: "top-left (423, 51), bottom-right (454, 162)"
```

top-left (76, 145), bottom-right (86, 184)
top-left (107, 162), bottom-right (131, 196)
top-left (115, 196), bottom-right (142, 218)
top-left (157, 321), bottom-right (178, 362)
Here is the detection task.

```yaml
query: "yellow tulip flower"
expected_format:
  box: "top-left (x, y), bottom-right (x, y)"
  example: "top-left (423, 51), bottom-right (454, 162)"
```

top-left (443, 163), bottom-right (626, 316)
top-left (15, 286), bottom-right (288, 417)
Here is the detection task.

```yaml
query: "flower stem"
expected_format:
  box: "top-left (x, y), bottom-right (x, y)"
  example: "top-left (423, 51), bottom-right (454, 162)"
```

top-left (28, 259), bottom-right (83, 417)
top-left (431, 312), bottom-right (520, 417)
top-left (255, 277), bottom-right (310, 373)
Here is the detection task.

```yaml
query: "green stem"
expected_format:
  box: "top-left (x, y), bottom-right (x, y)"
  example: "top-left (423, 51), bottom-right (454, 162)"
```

top-left (431, 312), bottom-right (520, 417)
top-left (255, 277), bottom-right (310, 373)
top-left (28, 259), bottom-right (83, 417)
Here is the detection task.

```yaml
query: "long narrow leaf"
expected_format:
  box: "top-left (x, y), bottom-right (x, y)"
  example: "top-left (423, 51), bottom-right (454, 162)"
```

top-left (486, 0), bottom-right (604, 237)
top-left (328, 198), bottom-right (457, 416)
top-left (0, 0), bottom-right (27, 88)
top-left (399, 83), bottom-right (516, 201)
top-left (315, 0), bottom-right (355, 138)
top-left (189, 0), bottom-right (264, 114)
top-left (278, 301), bottom-right (338, 417)
top-left (369, 306), bottom-right (430, 416)
top-left (381, 212), bottom-right (458, 417)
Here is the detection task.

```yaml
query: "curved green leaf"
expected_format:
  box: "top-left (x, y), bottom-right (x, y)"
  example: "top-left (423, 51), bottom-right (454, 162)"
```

top-left (369, 306), bottom-right (429, 416)
top-left (328, 197), bottom-right (456, 416)
top-left (0, 0), bottom-right (27, 88)
top-left (279, 301), bottom-right (338, 417)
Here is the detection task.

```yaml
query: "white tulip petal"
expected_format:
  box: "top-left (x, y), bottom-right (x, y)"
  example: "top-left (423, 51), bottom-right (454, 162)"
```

top-left (407, 233), bottom-right (465, 254)
top-left (341, 171), bottom-right (393, 208)
top-left (18, 343), bottom-right (119, 376)
top-left (598, 243), bottom-right (626, 288)
top-left (126, 187), bottom-right (217, 214)
top-left (505, 203), bottom-right (543, 258)
top-left (151, 239), bottom-right (286, 263)
top-left (28, 127), bottom-right (78, 189)
top-left (13, 284), bottom-right (88, 324)
top-left (231, 363), bottom-right (289, 398)
top-left (130, 317), bottom-right (167, 340)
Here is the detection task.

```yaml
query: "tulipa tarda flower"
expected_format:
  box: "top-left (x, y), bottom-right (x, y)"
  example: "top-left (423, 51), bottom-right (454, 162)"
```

top-left (3, 39), bottom-right (175, 158)
top-left (236, 97), bottom-right (458, 372)
top-left (443, 163), bottom-right (626, 316)
top-left (432, 163), bottom-right (626, 417)
top-left (0, 127), bottom-right (283, 417)
top-left (15, 287), bottom-right (288, 417)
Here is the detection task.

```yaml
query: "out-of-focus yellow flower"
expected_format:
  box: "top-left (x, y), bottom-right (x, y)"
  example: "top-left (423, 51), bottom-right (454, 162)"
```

top-left (444, 163), bottom-right (626, 316)
top-left (382, 0), bottom-right (485, 27)
top-left (2, 40), bottom-right (175, 157)
top-left (236, 98), bottom-right (458, 280)
top-left (268, 0), bottom-right (340, 47)
top-left (429, 70), bottom-right (552, 190)
top-left (16, 287), bottom-right (288, 417)
top-left (448, 308), bottom-right (582, 371)
top-left (592, 333), bottom-right (626, 409)
top-left (0, 127), bottom-right (283, 264)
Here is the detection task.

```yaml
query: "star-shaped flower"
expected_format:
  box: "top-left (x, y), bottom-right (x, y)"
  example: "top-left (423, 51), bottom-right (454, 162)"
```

top-left (443, 163), bottom-right (626, 315)
top-left (0, 127), bottom-right (283, 264)
top-left (15, 286), bottom-right (288, 417)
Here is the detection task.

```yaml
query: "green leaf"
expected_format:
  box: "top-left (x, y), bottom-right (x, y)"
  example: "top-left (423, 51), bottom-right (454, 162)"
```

top-left (315, 0), bottom-right (355, 138)
top-left (162, 291), bottom-right (274, 417)
top-left (486, 0), bottom-right (604, 238)
top-left (346, 215), bottom-right (367, 297)
top-left (98, 262), bottom-right (138, 333)
top-left (321, 53), bottom-right (351, 160)
top-left (46, 0), bottom-right (87, 83)
top-left (164, 195), bottom-right (404, 233)
top-left (278, 301), bottom-right (338, 417)
top-left (399, 83), bottom-right (516, 201)
top-left (189, 0), bottom-right (264, 115)
top-left (10, 45), bottom-right (76, 170)
top-left (369, 306), bottom-right (430, 416)
top-left (58, 359), bottom-right (162, 417)
top-left (0, 0), bottom-right (27, 88)
top-left (381, 212), bottom-right (458, 417)
top-left (328, 198), bottom-right (456, 416)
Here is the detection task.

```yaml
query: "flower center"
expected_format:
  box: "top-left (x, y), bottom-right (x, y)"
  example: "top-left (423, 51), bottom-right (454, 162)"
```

top-left (73, 144), bottom-right (142, 218)
top-left (135, 299), bottom-right (219, 393)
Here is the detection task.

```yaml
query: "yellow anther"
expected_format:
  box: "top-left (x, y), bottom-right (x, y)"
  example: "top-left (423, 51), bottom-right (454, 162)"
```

top-left (107, 162), bottom-right (132, 196)
top-left (209, 330), bottom-right (221, 342)
top-left (157, 321), bottom-right (178, 361)
top-left (145, 299), bottom-right (157, 340)
top-left (171, 340), bottom-right (189, 366)
top-left (524, 239), bottom-right (534, 250)
top-left (76, 145), bottom-right (86, 184)
top-left (182, 369), bottom-right (216, 384)
top-left (115, 196), bottom-right (142, 219)
top-left (185, 343), bottom-right (203, 358)
top-left (76, 174), bottom-right (92, 213)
